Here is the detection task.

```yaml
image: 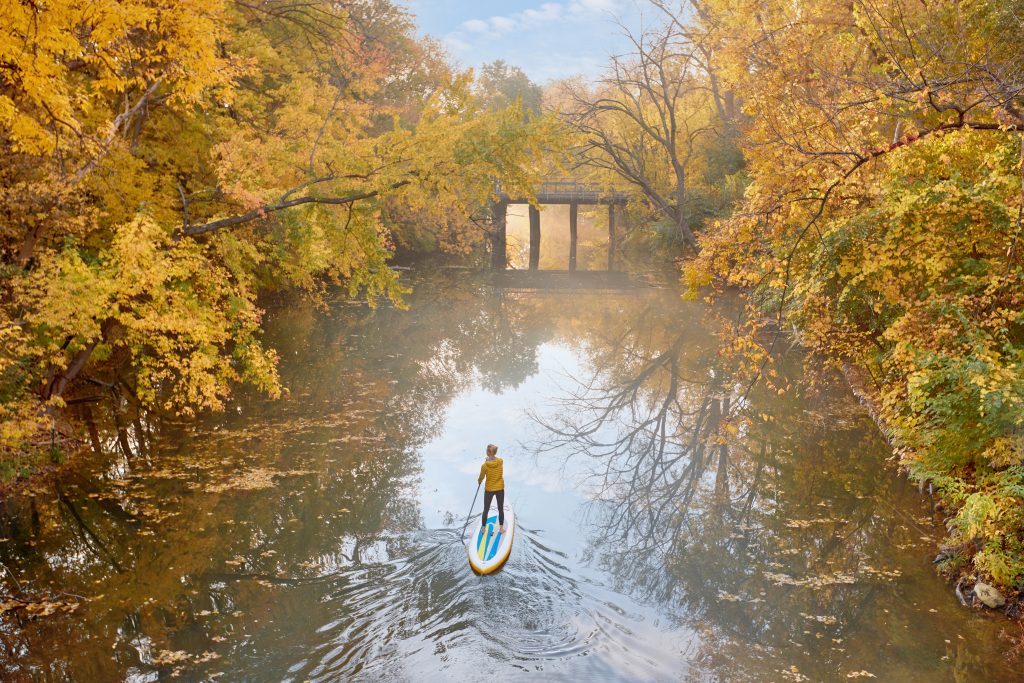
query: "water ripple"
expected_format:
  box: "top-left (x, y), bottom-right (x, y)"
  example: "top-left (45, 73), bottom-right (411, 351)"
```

top-left (285, 524), bottom-right (684, 682)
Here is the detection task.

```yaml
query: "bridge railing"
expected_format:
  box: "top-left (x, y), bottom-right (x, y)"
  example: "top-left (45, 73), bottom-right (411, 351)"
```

top-left (495, 179), bottom-right (629, 204)
top-left (537, 179), bottom-right (593, 193)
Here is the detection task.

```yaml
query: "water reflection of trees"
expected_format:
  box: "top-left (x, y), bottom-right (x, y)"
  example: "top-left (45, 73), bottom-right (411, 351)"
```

top-left (0, 271), bottom-right (632, 679)
top-left (544, 355), bottom-right (727, 546)
top-left (527, 299), bottom-right (935, 675)
top-left (530, 303), bottom-right (734, 583)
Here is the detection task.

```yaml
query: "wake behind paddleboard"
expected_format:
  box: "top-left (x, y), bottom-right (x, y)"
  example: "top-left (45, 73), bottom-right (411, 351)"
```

top-left (467, 500), bottom-right (514, 574)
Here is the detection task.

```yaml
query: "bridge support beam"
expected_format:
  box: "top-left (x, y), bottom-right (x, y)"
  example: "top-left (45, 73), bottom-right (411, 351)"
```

top-left (529, 204), bottom-right (541, 271)
top-left (569, 203), bottom-right (578, 272)
top-left (607, 204), bottom-right (616, 271)
top-left (490, 200), bottom-right (507, 270)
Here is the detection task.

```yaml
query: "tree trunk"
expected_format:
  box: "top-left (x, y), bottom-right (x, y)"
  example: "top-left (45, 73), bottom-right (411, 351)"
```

top-left (674, 177), bottom-right (700, 252)
top-left (43, 318), bottom-right (118, 403)
top-left (44, 338), bottom-right (100, 403)
top-left (528, 205), bottom-right (541, 270)
top-left (490, 200), bottom-right (507, 270)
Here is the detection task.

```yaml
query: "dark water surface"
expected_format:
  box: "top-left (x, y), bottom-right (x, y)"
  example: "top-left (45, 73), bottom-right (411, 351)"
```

top-left (0, 270), bottom-right (1018, 681)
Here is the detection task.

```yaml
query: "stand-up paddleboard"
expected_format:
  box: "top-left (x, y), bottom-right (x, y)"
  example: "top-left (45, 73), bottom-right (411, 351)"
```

top-left (467, 501), bottom-right (514, 574)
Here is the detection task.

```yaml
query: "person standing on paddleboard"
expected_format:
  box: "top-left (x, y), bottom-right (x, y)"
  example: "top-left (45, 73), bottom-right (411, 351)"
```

top-left (478, 444), bottom-right (505, 533)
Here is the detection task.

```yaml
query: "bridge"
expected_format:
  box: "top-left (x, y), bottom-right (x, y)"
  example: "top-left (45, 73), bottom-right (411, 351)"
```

top-left (491, 179), bottom-right (630, 271)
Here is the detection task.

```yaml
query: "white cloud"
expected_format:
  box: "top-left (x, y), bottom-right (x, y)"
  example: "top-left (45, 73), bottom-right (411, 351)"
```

top-left (462, 18), bottom-right (490, 33)
top-left (438, 0), bottom-right (638, 84)
top-left (572, 0), bottom-right (619, 11)
top-left (568, 0), bottom-right (620, 21)
top-left (454, 0), bottom-right (619, 39)
top-left (490, 16), bottom-right (518, 32)
top-left (521, 3), bottom-right (564, 23)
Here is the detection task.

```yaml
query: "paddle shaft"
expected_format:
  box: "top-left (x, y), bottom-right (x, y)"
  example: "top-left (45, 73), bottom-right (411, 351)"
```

top-left (461, 481), bottom-right (482, 538)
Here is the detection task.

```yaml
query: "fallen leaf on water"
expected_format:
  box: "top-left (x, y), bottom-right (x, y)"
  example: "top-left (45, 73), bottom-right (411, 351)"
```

top-left (0, 600), bottom-right (21, 614)
top-left (784, 518), bottom-right (840, 528)
top-left (152, 650), bottom-right (191, 666)
top-left (764, 571), bottom-right (857, 588)
top-left (777, 665), bottom-right (810, 681)
top-left (800, 612), bottom-right (838, 625)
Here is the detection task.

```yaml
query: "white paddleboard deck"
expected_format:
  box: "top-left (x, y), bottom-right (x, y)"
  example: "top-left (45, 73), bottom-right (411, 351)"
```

top-left (467, 500), bottom-right (514, 574)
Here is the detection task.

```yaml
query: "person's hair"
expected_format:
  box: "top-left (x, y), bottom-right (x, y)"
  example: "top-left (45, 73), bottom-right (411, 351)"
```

top-left (486, 444), bottom-right (498, 456)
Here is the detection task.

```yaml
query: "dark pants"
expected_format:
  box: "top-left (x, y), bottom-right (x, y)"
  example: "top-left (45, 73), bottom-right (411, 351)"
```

top-left (482, 489), bottom-right (505, 527)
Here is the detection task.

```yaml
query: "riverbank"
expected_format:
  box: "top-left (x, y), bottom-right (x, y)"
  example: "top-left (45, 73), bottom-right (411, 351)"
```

top-left (843, 361), bottom-right (1024, 628)
top-left (0, 429), bottom-right (81, 494)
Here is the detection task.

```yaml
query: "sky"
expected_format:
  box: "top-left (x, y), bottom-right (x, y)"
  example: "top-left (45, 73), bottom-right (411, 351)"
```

top-left (403, 0), bottom-right (649, 84)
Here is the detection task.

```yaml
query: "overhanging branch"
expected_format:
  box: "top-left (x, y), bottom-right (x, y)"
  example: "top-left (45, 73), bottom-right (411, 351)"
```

top-left (180, 179), bottom-right (411, 238)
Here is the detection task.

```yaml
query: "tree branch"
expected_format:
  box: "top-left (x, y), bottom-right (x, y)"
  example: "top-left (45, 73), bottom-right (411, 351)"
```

top-left (180, 180), bottom-right (411, 238)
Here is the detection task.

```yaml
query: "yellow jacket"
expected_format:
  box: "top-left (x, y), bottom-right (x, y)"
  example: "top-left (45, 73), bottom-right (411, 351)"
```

top-left (478, 458), bottom-right (504, 492)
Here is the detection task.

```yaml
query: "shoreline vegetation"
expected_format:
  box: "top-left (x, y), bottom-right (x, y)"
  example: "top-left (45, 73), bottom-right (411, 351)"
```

top-left (1, 0), bottom-right (1022, 639)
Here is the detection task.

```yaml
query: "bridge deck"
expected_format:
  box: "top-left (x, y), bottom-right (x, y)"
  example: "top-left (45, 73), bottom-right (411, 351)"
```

top-left (496, 180), bottom-right (629, 206)
top-left (498, 191), bottom-right (628, 205)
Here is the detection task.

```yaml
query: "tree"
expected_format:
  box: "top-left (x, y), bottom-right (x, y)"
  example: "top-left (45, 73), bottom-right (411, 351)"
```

top-left (683, 0), bottom-right (1024, 588)
top-left (564, 21), bottom-right (742, 252)
top-left (0, 0), bottom-right (559, 465)
top-left (475, 60), bottom-right (543, 115)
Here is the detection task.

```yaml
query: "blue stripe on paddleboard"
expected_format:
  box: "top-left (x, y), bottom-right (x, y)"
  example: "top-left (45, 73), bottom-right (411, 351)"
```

top-left (477, 516), bottom-right (498, 560)
top-left (486, 530), bottom-right (502, 560)
top-left (485, 518), bottom-right (499, 558)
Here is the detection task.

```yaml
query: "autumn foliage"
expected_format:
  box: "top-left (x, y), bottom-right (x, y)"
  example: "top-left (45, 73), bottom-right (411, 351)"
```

top-left (0, 0), bottom-right (556, 468)
top-left (677, 0), bottom-right (1024, 589)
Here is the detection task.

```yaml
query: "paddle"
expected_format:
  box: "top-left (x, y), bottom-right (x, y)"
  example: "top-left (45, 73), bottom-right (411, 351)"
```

top-left (460, 481), bottom-right (482, 539)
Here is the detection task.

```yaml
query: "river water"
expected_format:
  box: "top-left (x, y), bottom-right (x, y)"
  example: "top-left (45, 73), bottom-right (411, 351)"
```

top-left (0, 269), bottom-right (1018, 682)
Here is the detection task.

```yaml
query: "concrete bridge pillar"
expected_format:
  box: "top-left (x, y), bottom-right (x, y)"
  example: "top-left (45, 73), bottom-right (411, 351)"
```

top-left (607, 204), bottom-right (616, 271)
top-left (529, 204), bottom-right (541, 271)
top-left (569, 203), bottom-right (578, 271)
top-left (490, 200), bottom-right (507, 270)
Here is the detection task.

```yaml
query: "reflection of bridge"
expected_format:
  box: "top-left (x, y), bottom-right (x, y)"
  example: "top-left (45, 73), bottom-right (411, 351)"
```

top-left (491, 179), bottom-right (629, 271)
